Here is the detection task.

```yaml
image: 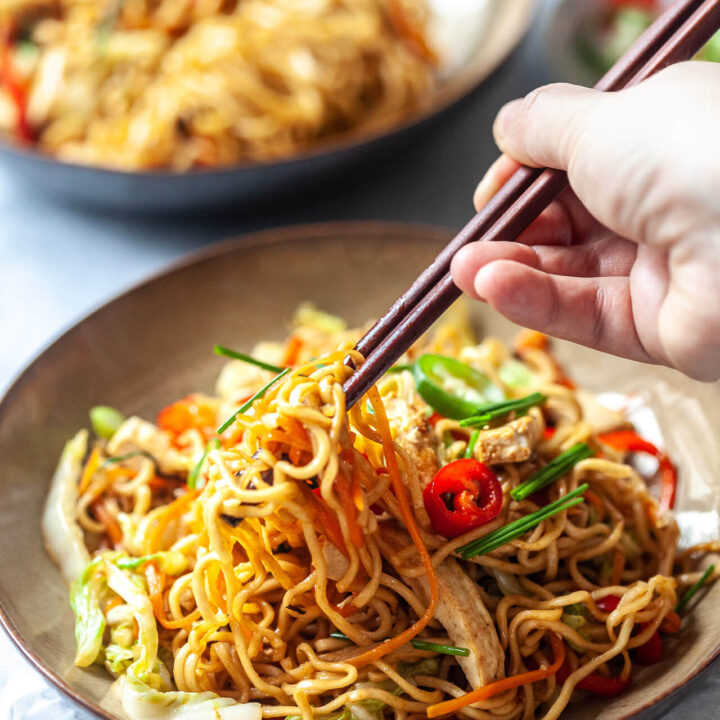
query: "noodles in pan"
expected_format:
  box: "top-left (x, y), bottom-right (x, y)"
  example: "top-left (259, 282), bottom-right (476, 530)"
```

top-left (43, 305), bottom-right (718, 720)
top-left (0, 1), bottom-right (435, 170)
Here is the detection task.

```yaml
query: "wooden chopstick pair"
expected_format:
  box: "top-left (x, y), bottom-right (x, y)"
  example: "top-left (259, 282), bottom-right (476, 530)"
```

top-left (343, 0), bottom-right (720, 409)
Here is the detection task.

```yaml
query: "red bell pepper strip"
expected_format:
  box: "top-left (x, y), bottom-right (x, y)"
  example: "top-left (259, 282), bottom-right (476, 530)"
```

top-left (598, 430), bottom-right (677, 513)
top-left (595, 594), bottom-right (620, 612)
top-left (635, 625), bottom-right (663, 665)
top-left (423, 459), bottom-right (503, 538)
top-left (557, 660), bottom-right (632, 697)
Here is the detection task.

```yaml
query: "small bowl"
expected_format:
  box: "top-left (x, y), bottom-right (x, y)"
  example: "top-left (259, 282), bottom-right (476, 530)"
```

top-left (0, 221), bottom-right (718, 719)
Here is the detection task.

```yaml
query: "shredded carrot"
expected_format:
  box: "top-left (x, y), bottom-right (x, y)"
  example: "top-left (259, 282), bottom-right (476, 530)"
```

top-left (610, 550), bottom-right (626, 586)
top-left (283, 335), bottom-right (304, 367)
top-left (349, 387), bottom-right (438, 667)
top-left (144, 561), bottom-right (201, 630)
top-left (584, 490), bottom-right (605, 519)
top-left (266, 429), bottom-right (313, 453)
top-left (427, 633), bottom-right (565, 717)
top-left (334, 472), bottom-right (365, 548)
top-left (661, 609), bottom-right (682, 634)
top-left (148, 475), bottom-right (184, 492)
top-left (0, 35), bottom-right (34, 143)
top-left (144, 490), bottom-right (199, 555)
top-left (92, 499), bottom-right (123, 547)
top-left (104, 595), bottom-right (124, 613)
top-left (79, 447), bottom-right (102, 494)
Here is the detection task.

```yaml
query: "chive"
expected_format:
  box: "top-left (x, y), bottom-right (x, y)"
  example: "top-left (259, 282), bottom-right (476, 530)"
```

top-left (676, 564), bottom-right (716, 613)
top-left (188, 438), bottom-right (220, 489)
top-left (510, 443), bottom-right (593, 501)
top-left (330, 632), bottom-right (469, 657)
top-left (464, 429), bottom-right (480, 459)
top-left (458, 484), bottom-right (589, 558)
top-left (410, 639), bottom-right (470, 657)
top-left (459, 392), bottom-right (547, 427)
top-left (214, 345), bottom-right (283, 373)
top-left (100, 450), bottom-right (157, 470)
top-left (217, 368), bottom-right (291, 433)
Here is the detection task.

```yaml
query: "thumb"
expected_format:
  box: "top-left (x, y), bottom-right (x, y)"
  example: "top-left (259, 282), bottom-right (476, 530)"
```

top-left (493, 83), bottom-right (608, 171)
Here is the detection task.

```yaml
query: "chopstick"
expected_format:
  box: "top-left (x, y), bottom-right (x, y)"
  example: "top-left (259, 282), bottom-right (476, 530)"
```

top-left (343, 0), bottom-right (720, 409)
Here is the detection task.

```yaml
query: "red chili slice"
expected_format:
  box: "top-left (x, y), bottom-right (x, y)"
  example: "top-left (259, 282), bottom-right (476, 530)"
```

top-left (557, 660), bottom-right (632, 697)
top-left (423, 459), bottom-right (503, 538)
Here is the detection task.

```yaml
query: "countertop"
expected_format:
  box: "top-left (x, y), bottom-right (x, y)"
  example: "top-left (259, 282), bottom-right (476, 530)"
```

top-left (1, 1), bottom-right (718, 717)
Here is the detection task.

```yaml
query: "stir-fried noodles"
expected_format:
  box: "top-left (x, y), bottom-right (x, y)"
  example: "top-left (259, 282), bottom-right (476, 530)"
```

top-left (0, 0), bottom-right (435, 170)
top-left (43, 305), bottom-right (718, 720)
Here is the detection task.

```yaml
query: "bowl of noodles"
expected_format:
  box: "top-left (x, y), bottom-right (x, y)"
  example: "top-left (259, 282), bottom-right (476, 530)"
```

top-left (0, 1), bottom-right (536, 211)
top-left (1, 221), bottom-right (719, 720)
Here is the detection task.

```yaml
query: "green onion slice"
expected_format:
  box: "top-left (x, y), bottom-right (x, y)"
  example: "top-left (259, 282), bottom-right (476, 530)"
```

top-left (214, 345), bottom-right (283, 373)
top-left (458, 484), bottom-right (589, 558)
top-left (188, 438), bottom-right (221, 489)
top-left (510, 443), bottom-right (593, 502)
top-left (330, 632), bottom-right (469, 657)
top-left (459, 392), bottom-right (547, 428)
top-left (676, 564), bottom-right (716, 613)
top-left (89, 406), bottom-right (126, 440)
top-left (464, 429), bottom-right (480, 459)
top-left (217, 368), bottom-right (291, 434)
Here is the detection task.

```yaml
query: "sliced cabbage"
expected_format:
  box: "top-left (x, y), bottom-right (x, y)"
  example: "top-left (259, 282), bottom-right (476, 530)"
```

top-left (105, 644), bottom-right (135, 676)
top-left (293, 303), bottom-right (346, 334)
top-left (43, 430), bottom-right (91, 583)
top-left (104, 560), bottom-right (159, 679)
top-left (119, 670), bottom-right (261, 720)
top-left (499, 360), bottom-right (534, 390)
top-left (70, 557), bottom-right (106, 667)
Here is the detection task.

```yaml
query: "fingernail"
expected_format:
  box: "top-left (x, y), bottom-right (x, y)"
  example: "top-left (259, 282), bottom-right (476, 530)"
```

top-left (474, 168), bottom-right (499, 210)
top-left (493, 100), bottom-right (521, 149)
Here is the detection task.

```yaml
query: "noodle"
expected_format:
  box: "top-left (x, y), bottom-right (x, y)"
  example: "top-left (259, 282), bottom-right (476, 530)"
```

top-left (0, 0), bottom-right (434, 170)
top-left (42, 305), bottom-right (718, 720)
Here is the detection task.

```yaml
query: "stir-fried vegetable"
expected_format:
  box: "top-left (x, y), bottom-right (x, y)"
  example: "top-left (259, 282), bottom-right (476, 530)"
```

top-left (42, 430), bottom-right (92, 583)
top-left (464, 429), bottom-right (480, 459)
top-left (459, 392), bottom-right (547, 428)
top-left (70, 557), bottom-right (106, 667)
top-left (458, 485), bottom-right (589, 558)
top-left (90, 406), bottom-right (127, 440)
top-left (115, 551), bottom-right (188, 576)
top-left (330, 632), bottom-right (469, 657)
top-left (511, 443), bottom-right (593, 501)
top-left (120, 669), bottom-right (262, 720)
top-left (412, 354), bottom-right (504, 419)
top-left (598, 430), bottom-right (677, 512)
top-left (188, 438), bottom-right (221, 489)
top-left (423, 459), bottom-right (503, 538)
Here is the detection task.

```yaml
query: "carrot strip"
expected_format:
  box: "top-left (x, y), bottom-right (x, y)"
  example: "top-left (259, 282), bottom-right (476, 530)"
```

top-left (584, 489), bottom-right (605, 519)
top-left (144, 561), bottom-right (201, 630)
top-left (610, 550), bottom-right (626, 586)
top-left (92, 500), bottom-right (123, 547)
top-left (144, 490), bottom-right (199, 555)
top-left (283, 335), bottom-right (304, 367)
top-left (387, 0), bottom-right (437, 63)
top-left (300, 485), bottom-right (349, 559)
top-left (661, 609), bottom-right (682, 634)
top-left (427, 633), bottom-right (565, 717)
top-left (79, 447), bottom-right (102, 494)
top-left (334, 472), bottom-right (364, 548)
top-left (349, 388), bottom-right (438, 667)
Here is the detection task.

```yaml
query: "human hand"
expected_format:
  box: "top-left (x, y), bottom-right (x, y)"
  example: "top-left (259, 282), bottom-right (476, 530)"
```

top-left (451, 62), bottom-right (720, 381)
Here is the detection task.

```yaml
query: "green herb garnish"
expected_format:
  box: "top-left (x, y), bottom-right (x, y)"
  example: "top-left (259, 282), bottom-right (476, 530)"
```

top-left (464, 429), bottom-right (480, 459)
top-left (188, 438), bottom-right (220, 489)
top-left (459, 392), bottom-right (547, 427)
top-left (217, 368), bottom-right (291, 434)
top-left (330, 632), bottom-right (469, 657)
top-left (676, 564), bottom-right (716, 613)
top-left (89, 405), bottom-right (126, 440)
top-left (100, 450), bottom-right (157, 470)
top-left (458, 484), bottom-right (589, 558)
top-left (510, 443), bottom-right (593, 502)
top-left (214, 345), bottom-right (283, 373)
